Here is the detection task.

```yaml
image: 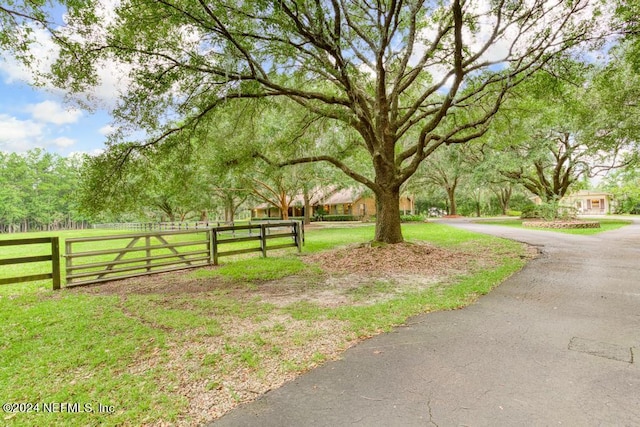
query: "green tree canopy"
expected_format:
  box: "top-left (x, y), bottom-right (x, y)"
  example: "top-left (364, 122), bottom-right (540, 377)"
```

top-left (42, 0), bottom-right (607, 242)
top-left (0, 148), bottom-right (87, 232)
top-left (485, 61), bottom-right (635, 203)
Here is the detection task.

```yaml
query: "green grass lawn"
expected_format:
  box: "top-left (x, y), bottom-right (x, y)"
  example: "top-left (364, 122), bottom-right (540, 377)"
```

top-left (0, 223), bottom-right (528, 426)
top-left (474, 218), bottom-right (633, 235)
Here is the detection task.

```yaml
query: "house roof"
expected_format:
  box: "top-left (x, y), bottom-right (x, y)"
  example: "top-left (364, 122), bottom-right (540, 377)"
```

top-left (254, 202), bottom-right (277, 210)
top-left (253, 186), bottom-right (414, 210)
top-left (320, 187), bottom-right (364, 205)
top-left (253, 186), bottom-right (342, 210)
top-left (568, 190), bottom-right (612, 198)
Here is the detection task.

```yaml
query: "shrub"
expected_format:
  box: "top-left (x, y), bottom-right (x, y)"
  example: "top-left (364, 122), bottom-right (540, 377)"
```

top-left (520, 202), bottom-right (577, 221)
top-left (520, 205), bottom-right (539, 219)
top-left (557, 205), bottom-right (578, 220)
top-left (506, 210), bottom-right (522, 217)
top-left (400, 214), bottom-right (425, 222)
top-left (319, 215), bottom-right (361, 221)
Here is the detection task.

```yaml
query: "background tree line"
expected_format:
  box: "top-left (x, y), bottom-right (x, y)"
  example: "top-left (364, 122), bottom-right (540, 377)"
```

top-left (0, 149), bottom-right (88, 232)
top-left (2, 1), bottom-right (640, 235)
top-left (4, 40), bottom-right (640, 232)
top-left (2, 0), bottom-right (615, 243)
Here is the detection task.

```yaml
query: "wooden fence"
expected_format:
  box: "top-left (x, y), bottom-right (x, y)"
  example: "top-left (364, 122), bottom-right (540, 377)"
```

top-left (93, 221), bottom-right (234, 231)
top-left (211, 222), bottom-right (302, 265)
top-left (65, 222), bottom-right (302, 287)
top-left (92, 219), bottom-right (298, 232)
top-left (0, 237), bottom-right (61, 289)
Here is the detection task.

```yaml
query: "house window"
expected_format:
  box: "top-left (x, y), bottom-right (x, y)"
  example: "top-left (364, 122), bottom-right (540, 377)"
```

top-left (591, 199), bottom-right (600, 209)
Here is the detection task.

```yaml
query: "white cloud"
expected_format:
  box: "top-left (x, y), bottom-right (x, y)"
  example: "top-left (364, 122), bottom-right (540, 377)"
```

top-left (0, 113), bottom-right (82, 152)
top-left (92, 64), bottom-right (130, 106)
top-left (99, 124), bottom-right (118, 136)
top-left (0, 26), bottom-right (60, 85)
top-left (52, 136), bottom-right (76, 148)
top-left (27, 100), bottom-right (83, 125)
top-left (0, 15), bottom-right (131, 109)
top-left (0, 114), bottom-right (45, 151)
top-left (409, 0), bottom-right (609, 88)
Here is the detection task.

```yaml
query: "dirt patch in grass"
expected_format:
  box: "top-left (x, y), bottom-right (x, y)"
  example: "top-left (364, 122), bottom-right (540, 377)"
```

top-left (77, 274), bottom-right (229, 296)
top-left (71, 240), bottom-right (520, 425)
top-left (305, 241), bottom-right (471, 275)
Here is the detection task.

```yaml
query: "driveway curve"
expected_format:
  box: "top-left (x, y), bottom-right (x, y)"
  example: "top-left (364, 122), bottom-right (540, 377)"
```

top-left (209, 218), bottom-right (640, 426)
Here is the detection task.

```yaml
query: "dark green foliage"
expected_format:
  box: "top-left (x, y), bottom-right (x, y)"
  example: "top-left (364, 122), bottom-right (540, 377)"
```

top-left (0, 149), bottom-right (89, 232)
top-left (414, 198), bottom-right (447, 217)
top-left (43, 0), bottom-right (604, 243)
top-left (76, 139), bottom-right (220, 223)
top-left (400, 214), bottom-right (425, 222)
top-left (601, 166), bottom-right (640, 214)
top-left (318, 215), bottom-right (361, 222)
top-left (521, 202), bottom-right (577, 221)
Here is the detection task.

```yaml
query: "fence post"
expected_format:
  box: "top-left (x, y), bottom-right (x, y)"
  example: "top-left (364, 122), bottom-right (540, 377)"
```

top-left (211, 228), bottom-right (219, 265)
top-left (51, 237), bottom-right (61, 290)
top-left (64, 239), bottom-right (72, 287)
top-left (260, 224), bottom-right (267, 258)
top-left (294, 222), bottom-right (301, 253)
top-left (145, 236), bottom-right (152, 271)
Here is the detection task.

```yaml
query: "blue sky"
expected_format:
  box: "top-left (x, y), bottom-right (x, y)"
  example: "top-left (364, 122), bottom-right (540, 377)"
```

top-left (0, 59), bottom-right (114, 157)
top-left (0, 4), bottom-right (117, 158)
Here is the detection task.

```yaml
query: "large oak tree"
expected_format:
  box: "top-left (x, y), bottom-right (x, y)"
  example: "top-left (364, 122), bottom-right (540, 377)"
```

top-left (488, 60), bottom-right (637, 204)
top-left (48, 0), bottom-right (604, 242)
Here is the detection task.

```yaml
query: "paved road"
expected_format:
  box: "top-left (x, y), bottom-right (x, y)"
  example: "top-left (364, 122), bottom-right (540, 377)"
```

top-left (208, 219), bottom-right (640, 426)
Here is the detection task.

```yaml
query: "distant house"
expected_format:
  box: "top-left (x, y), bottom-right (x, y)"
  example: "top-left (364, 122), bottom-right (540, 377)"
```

top-left (563, 190), bottom-right (614, 215)
top-left (252, 187), bottom-right (330, 219)
top-left (318, 187), bottom-right (413, 219)
top-left (530, 190), bottom-right (614, 215)
top-left (252, 187), bottom-right (414, 220)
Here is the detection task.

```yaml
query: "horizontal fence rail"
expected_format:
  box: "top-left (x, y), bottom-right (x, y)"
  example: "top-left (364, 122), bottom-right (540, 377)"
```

top-left (65, 222), bottom-right (302, 287)
top-left (92, 219), bottom-right (301, 232)
top-left (93, 221), bottom-right (233, 231)
top-left (211, 223), bottom-right (302, 265)
top-left (64, 229), bottom-right (211, 287)
top-left (0, 237), bottom-right (61, 289)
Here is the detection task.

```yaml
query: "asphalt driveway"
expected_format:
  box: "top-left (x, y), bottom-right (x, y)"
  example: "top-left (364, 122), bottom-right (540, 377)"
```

top-left (208, 218), bottom-right (640, 426)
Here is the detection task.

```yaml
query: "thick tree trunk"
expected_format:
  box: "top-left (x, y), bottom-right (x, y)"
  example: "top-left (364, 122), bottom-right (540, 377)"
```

top-left (374, 188), bottom-right (403, 243)
top-left (497, 187), bottom-right (512, 215)
top-left (447, 187), bottom-right (457, 216)
top-left (278, 191), bottom-right (289, 220)
top-left (224, 198), bottom-right (234, 222)
top-left (303, 190), bottom-right (311, 225)
top-left (280, 206), bottom-right (289, 220)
